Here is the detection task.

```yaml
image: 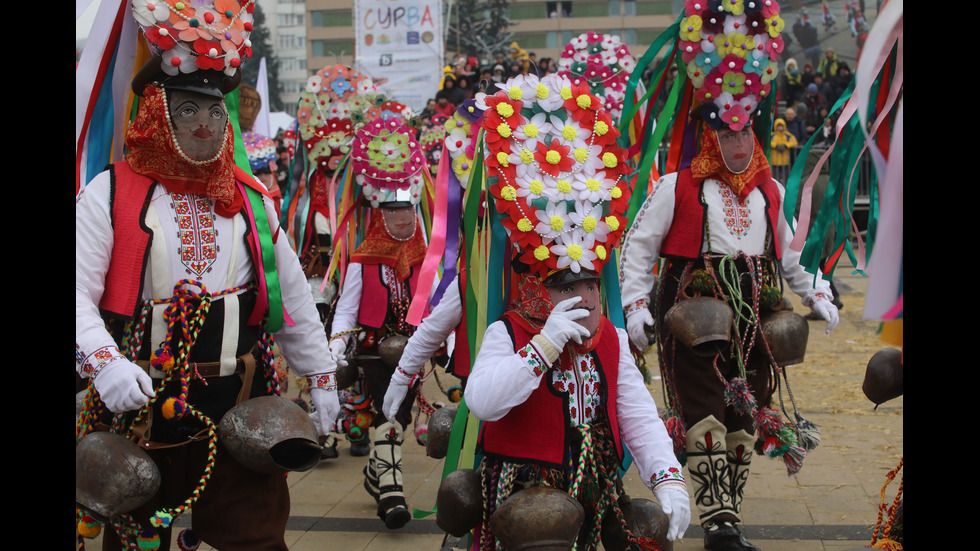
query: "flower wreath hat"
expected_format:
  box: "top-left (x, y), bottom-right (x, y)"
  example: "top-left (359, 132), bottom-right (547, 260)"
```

top-left (482, 72), bottom-right (634, 281)
top-left (556, 31), bottom-right (639, 124)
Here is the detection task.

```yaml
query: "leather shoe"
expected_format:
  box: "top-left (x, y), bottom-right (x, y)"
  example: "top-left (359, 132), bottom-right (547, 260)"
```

top-left (350, 440), bottom-right (371, 456)
top-left (704, 519), bottom-right (740, 550)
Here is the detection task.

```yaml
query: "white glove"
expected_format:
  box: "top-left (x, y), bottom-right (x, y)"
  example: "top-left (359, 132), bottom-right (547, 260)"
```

top-left (626, 308), bottom-right (654, 351)
top-left (329, 339), bottom-right (348, 369)
top-left (654, 484), bottom-right (691, 541)
top-left (309, 386), bottom-right (341, 437)
top-left (382, 367), bottom-right (414, 421)
top-left (92, 359), bottom-right (155, 413)
top-left (810, 297), bottom-right (840, 336)
top-left (540, 297), bottom-right (590, 350)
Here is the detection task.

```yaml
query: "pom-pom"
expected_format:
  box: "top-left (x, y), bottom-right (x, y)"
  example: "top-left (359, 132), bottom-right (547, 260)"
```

top-left (150, 511), bottom-right (174, 528)
top-left (759, 285), bottom-right (782, 309)
top-left (794, 412), bottom-right (822, 451)
top-left (137, 529), bottom-right (161, 550)
top-left (689, 269), bottom-right (716, 294)
top-left (150, 346), bottom-right (174, 372)
top-left (415, 422), bottom-right (428, 445)
top-left (724, 377), bottom-right (757, 416)
top-left (161, 397), bottom-right (188, 420)
top-left (662, 411), bottom-right (688, 458)
top-left (781, 444), bottom-right (806, 475)
top-left (77, 515), bottom-right (101, 538)
top-left (177, 528), bottom-right (201, 551)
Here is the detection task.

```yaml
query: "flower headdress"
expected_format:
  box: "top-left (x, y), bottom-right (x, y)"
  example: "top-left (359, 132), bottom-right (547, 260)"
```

top-left (680, 0), bottom-right (785, 131)
top-left (131, 0), bottom-right (256, 78)
top-left (483, 73), bottom-right (633, 279)
top-left (351, 115), bottom-right (427, 208)
top-left (557, 32), bottom-right (637, 123)
top-left (243, 131), bottom-right (276, 173)
top-left (297, 64), bottom-right (377, 172)
top-left (443, 95), bottom-right (487, 188)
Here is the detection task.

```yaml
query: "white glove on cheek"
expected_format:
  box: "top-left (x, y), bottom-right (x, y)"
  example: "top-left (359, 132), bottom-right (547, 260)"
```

top-left (92, 359), bottom-right (155, 413)
top-left (540, 297), bottom-right (590, 350)
top-left (810, 297), bottom-right (840, 336)
top-left (654, 484), bottom-right (691, 541)
top-left (626, 308), bottom-right (654, 350)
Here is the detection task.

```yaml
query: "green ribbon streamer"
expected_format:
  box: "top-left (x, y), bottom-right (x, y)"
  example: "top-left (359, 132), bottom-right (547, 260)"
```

top-left (227, 88), bottom-right (286, 332)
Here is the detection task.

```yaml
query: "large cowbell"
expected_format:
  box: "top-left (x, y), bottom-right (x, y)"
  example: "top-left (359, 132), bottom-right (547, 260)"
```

top-left (76, 431), bottom-right (162, 523)
top-left (218, 395), bottom-right (322, 474)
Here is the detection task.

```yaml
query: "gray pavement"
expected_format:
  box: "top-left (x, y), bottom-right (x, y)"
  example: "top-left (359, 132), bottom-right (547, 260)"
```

top-left (84, 252), bottom-right (903, 550)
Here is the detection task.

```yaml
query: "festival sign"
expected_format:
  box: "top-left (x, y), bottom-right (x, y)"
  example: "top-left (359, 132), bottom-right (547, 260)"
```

top-left (353, 0), bottom-right (443, 113)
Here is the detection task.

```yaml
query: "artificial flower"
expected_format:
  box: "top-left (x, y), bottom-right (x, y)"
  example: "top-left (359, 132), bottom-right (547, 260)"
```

top-left (535, 139), bottom-right (576, 178)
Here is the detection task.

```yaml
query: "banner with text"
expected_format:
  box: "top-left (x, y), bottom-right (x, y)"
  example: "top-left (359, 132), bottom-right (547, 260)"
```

top-left (354, 0), bottom-right (444, 113)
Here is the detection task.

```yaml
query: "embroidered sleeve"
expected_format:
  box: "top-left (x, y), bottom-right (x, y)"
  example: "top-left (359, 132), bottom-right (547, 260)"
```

top-left (76, 344), bottom-right (128, 379)
top-left (623, 297), bottom-right (649, 318)
top-left (650, 466), bottom-right (686, 489)
top-left (517, 341), bottom-right (550, 377)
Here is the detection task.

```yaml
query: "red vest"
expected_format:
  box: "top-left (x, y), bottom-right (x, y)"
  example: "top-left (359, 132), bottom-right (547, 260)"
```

top-left (357, 263), bottom-right (425, 330)
top-left (478, 314), bottom-right (623, 469)
top-left (660, 168), bottom-right (783, 260)
top-left (98, 162), bottom-right (272, 322)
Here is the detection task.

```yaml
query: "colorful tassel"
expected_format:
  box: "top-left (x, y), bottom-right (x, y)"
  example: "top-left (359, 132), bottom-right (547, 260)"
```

top-left (150, 345), bottom-right (174, 372)
top-left (724, 377), bottom-right (757, 416)
top-left (77, 515), bottom-right (101, 538)
top-left (794, 412), bottom-right (822, 451)
top-left (161, 397), bottom-right (188, 420)
top-left (150, 511), bottom-right (174, 529)
top-left (177, 528), bottom-right (201, 551)
top-left (662, 412), bottom-right (687, 459)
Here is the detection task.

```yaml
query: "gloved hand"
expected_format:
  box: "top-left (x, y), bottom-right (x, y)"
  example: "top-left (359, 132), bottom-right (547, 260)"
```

top-left (309, 386), bottom-right (341, 437)
top-left (329, 339), bottom-right (348, 369)
top-left (92, 359), bottom-right (155, 413)
top-left (382, 367), bottom-right (414, 421)
top-left (810, 296), bottom-right (840, 336)
top-left (541, 297), bottom-right (590, 350)
top-left (626, 308), bottom-right (655, 351)
top-left (654, 484), bottom-right (691, 541)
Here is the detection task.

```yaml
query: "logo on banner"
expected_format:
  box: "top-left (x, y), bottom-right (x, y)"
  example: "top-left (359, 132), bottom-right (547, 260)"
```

top-left (407, 31), bottom-right (419, 44)
top-left (379, 54), bottom-right (393, 66)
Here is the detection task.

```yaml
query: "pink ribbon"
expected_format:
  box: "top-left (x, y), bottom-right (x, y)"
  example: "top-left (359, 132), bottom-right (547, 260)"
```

top-left (406, 156), bottom-right (450, 325)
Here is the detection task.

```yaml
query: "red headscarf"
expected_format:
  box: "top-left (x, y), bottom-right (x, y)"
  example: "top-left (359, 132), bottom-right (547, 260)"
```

top-left (505, 273), bottom-right (605, 355)
top-left (689, 125), bottom-right (772, 201)
top-left (349, 209), bottom-right (427, 281)
top-left (125, 85), bottom-right (242, 217)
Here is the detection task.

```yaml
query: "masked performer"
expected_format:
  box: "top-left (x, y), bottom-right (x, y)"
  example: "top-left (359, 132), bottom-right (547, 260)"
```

top-left (618, 2), bottom-right (838, 549)
top-left (75, 3), bottom-right (340, 548)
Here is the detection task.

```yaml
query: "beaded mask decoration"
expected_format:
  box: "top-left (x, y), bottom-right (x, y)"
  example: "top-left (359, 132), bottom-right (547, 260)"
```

top-left (482, 73), bottom-right (633, 279)
top-left (680, 0), bottom-right (785, 131)
top-left (131, 0), bottom-right (255, 78)
top-left (556, 32), bottom-right (637, 123)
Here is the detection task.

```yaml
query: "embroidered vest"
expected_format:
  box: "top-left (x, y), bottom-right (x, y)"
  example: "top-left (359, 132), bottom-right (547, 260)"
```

top-left (660, 168), bottom-right (783, 260)
top-left (478, 315), bottom-right (623, 469)
top-left (357, 263), bottom-right (425, 331)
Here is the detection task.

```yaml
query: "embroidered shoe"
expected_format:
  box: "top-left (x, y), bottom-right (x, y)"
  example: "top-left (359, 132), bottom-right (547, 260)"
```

top-left (704, 519), bottom-right (741, 550)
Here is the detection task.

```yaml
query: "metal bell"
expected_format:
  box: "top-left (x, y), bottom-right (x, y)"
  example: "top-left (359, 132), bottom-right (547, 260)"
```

top-left (335, 356), bottom-right (359, 389)
top-left (760, 309), bottom-right (809, 366)
top-left (425, 406), bottom-right (457, 459)
top-left (218, 395), bottom-right (322, 474)
top-left (435, 469), bottom-right (484, 537)
top-left (378, 334), bottom-right (410, 368)
top-left (664, 286), bottom-right (733, 357)
top-left (76, 431), bottom-right (161, 523)
top-left (489, 486), bottom-right (584, 550)
top-left (863, 348), bottom-right (903, 406)
top-left (600, 495), bottom-right (672, 551)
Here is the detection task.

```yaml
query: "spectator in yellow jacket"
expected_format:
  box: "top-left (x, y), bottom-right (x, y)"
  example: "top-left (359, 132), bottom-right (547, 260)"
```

top-left (770, 118), bottom-right (799, 168)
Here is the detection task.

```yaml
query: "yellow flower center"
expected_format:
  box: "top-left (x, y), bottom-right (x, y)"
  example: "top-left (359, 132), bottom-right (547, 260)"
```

top-left (576, 94), bottom-right (592, 109)
top-left (520, 149), bottom-right (534, 164)
top-left (574, 148), bottom-right (588, 162)
top-left (546, 150), bottom-right (562, 165)
top-left (496, 152), bottom-right (510, 166)
top-left (524, 123), bottom-right (539, 138)
top-left (610, 186), bottom-right (622, 199)
top-left (595, 120), bottom-right (609, 136)
top-left (534, 245), bottom-right (550, 261)
top-left (550, 215), bottom-right (564, 231)
top-left (496, 102), bottom-right (514, 118)
top-left (508, 86), bottom-right (523, 100)
top-left (562, 125), bottom-right (578, 141)
top-left (602, 152), bottom-right (618, 168)
top-left (517, 218), bottom-right (533, 232)
top-left (501, 185), bottom-right (517, 201)
top-left (536, 84), bottom-right (549, 99)
top-left (560, 86), bottom-right (573, 100)
top-left (497, 123), bottom-right (511, 138)
top-left (529, 180), bottom-right (544, 194)
top-left (567, 244), bottom-right (583, 261)
top-left (586, 178), bottom-right (601, 191)
top-left (596, 245), bottom-right (607, 260)
top-left (556, 180), bottom-right (572, 193)
top-left (582, 216), bottom-right (597, 233)
top-left (605, 215), bottom-right (620, 231)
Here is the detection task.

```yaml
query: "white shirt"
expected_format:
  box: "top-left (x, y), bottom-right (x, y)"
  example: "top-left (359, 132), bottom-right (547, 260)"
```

top-left (75, 170), bottom-right (331, 379)
top-left (467, 321), bottom-right (685, 491)
top-left (619, 173), bottom-right (833, 311)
